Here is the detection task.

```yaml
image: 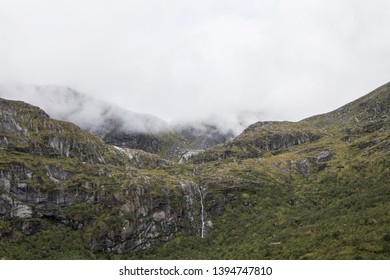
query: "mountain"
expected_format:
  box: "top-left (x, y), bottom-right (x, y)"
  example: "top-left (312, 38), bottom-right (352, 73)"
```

top-left (0, 82), bottom-right (389, 259)
top-left (0, 97), bottom-right (205, 256)
top-left (0, 84), bottom-right (169, 134)
top-left (0, 85), bottom-right (235, 159)
top-left (175, 122), bottom-right (235, 150)
top-left (191, 82), bottom-right (389, 163)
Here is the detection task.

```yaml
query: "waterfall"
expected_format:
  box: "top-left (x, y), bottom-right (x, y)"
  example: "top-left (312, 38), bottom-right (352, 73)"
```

top-left (198, 185), bottom-right (205, 238)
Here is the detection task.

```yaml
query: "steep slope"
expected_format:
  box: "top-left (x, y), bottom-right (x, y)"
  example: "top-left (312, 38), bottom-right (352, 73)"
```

top-left (0, 98), bottom-right (119, 164)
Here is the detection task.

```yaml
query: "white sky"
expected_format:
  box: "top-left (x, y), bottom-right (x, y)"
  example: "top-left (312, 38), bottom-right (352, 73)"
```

top-left (1, 0), bottom-right (390, 123)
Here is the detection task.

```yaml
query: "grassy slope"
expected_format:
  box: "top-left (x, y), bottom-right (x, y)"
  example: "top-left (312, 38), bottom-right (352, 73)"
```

top-left (129, 83), bottom-right (390, 259)
top-left (131, 133), bottom-right (390, 259)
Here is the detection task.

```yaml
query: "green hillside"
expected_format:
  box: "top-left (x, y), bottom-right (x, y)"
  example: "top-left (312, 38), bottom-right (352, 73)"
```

top-left (0, 83), bottom-right (389, 259)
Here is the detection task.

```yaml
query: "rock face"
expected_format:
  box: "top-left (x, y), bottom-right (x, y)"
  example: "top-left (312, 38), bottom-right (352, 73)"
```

top-left (179, 149), bottom-right (204, 163)
top-left (6, 173), bottom-right (209, 253)
top-left (89, 116), bottom-right (192, 160)
top-left (191, 121), bottom-right (322, 162)
top-left (103, 131), bottom-right (160, 154)
top-left (235, 121), bottom-right (321, 151)
top-left (0, 164), bottom-right (200, 252)
top-left (84, 180), bottom-right (207, 253)
top-left (0, 163), bottom-right (210, 253)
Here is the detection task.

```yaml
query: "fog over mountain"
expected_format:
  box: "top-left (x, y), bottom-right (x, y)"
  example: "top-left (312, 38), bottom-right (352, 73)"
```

top-left (1, 0), bottom-right (390, 125)
top-left (2, 0), bottom-right (390, 265)
top-left (1, 80), bottom-right (389, 260)
top-left (0, 84), bottom-right (170, 135)
top-left (0, 84), bottom-right (264, 137)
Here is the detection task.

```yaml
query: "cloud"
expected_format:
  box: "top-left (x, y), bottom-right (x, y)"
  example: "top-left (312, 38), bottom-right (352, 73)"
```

top-left (0, 84), bottom-right (169, 134)
top-left (1, 0), bottom-right (390, 125)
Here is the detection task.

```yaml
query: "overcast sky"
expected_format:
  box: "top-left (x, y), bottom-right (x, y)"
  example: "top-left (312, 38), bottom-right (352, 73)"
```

top-left (1, 0), bottom-right (390, 124)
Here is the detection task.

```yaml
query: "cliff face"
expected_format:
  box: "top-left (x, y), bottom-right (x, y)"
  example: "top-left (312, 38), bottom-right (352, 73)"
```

top-left (0, 163), bottom-right (209, 253)
top-left (102, 127), bottom-right (190, 160)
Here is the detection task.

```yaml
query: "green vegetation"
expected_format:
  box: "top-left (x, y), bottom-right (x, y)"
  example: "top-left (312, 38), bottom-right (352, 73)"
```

top-left (0, 83), bottom-right (389, 259)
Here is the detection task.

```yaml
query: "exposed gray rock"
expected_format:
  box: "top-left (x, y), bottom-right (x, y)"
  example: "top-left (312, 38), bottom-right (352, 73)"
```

top-left (48, 136), bottom-right (71, 157)
top-left (316, 149), bottom-right (333, 162)
top-left (296, 159), bottom-right (309, 178)
top-left (362, 150), bottom-right (371, 157)
top-left (152, 211), bottom-right (166, 222)
top-left (11, 202), bottom-right (33, 218)
top-left (21, 220), bottom-right (43, 236)
top-left (0, 107), bottom-right (24, 134)
top-left (78, 180), bottom-right (211, 253)
top-left (179, 149), bottom-right (204, 163)
top-left (104, 132), bottom-right (160, 154)
top-left (0, 136), bottom-right (8, 145)
top-left (45, 165), bottom-right (74, 182)
top-left (1, 165), bottom-right (206, 252)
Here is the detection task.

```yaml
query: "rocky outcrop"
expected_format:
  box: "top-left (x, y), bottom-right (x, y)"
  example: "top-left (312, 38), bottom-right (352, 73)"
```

top-left (101, 128), bottom-right (189, 160)
top-left (3, 169), bottom-right (214, 248)
top-left (245, 130), bottom-right (320, 151)
top-left (104, 132), bottom-right (160, 154)
top-left (191, 122), bottom-right (322, 162)
top-left (179, 149), bottom-right (204, 163)
top-left (0, 98), bottom-right (118, 164)
top-left (296, 160), bottom-right (309, 178)
top-left (85, 180), bottom-right (210, 253)
top-left (0, 160), bottom-right (210, 253)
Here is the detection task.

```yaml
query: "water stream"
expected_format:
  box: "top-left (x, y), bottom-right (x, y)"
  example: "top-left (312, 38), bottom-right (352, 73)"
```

top-left (198, 185), bottom-right (205, 238)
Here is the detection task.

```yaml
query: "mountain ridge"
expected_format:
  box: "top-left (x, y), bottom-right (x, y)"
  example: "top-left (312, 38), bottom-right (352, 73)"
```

top-left (0, 84), bottom-right (238, 159)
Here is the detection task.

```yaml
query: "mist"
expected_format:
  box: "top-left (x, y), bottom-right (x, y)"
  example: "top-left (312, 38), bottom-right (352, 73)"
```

top-left (0, 84), bottom-right (169, 134)
top-left (1, 0), bottom-right (390, 127)
top-left (0, 84), bottom-right (262, 136)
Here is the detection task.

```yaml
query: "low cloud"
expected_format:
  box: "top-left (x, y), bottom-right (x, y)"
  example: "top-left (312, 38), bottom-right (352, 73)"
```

top-left (1, 0), bottom-right (390, 125)
top-left (0, 84), bottom-right (264, 136)
top-left (0, 84), bottom-right (169, 134)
